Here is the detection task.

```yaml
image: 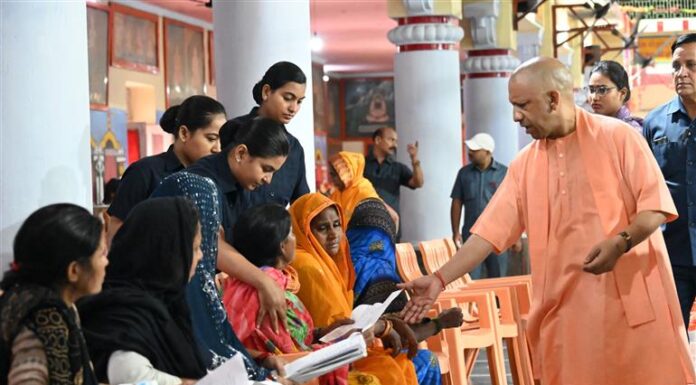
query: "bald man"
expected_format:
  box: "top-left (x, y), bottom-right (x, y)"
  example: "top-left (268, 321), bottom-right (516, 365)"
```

top-left (400, 58), bottom-right (694, 385)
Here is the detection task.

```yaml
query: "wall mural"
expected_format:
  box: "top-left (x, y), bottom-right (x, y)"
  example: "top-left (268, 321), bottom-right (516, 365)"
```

top-left (90, 109), bottom-right (127, 206)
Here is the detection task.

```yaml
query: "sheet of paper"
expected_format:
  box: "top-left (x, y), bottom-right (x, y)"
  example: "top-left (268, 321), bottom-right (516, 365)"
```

top-left (319, 289), bottom-right (403, 343)
top-left (197, 353), bottom-right (251, 385)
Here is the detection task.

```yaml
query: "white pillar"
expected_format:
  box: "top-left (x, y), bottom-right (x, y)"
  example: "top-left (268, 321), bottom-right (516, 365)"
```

top-left (1, 2), bottom-right (93, 269)
top-left (213, 1), bottom-right (315, 190)
top-left (516, 17), bottom-right (543, 150)
top-left (388, 15), bottom-right (464, 243)
top-left (462, 1), bottom-right (521, 166)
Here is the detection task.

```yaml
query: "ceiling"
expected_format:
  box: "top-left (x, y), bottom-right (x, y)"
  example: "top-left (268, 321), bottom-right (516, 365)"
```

top-left (143, 0), bottom-right (400, 74)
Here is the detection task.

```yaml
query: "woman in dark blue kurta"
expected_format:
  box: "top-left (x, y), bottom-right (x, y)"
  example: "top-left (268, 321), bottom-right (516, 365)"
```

top-left (221, 61), bottom-right (310, 208)
top-left (152, 118), bottom-right (291, 381)
top-left (106, 95), bottom-right (226, 242)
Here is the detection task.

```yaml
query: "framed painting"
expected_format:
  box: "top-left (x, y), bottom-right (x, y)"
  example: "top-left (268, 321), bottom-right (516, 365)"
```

top-left (164, 18), bottom-right (206, 106)
top-left (208, 30), bottom-right (215, 85)
top-left (341, 78), bottom-right (395, 139)
top-left (312, 63), bottom-right (327, 133)
top-left (110, 4), bottom-right (159, 73)
top-left (87, 4), bottom-right (109, 108)
top-left (327, 80), bottom-right (340, 138)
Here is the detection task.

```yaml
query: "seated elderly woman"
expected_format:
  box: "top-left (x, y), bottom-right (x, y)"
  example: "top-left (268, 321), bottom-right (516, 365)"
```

top-left (0, 203), bottom-right (108, 384)
top-left (223, 203), bottom-right (364, 385)
top-left (289, 193), bottom-right (462, 385)
top-left (78, 197), bottom-right (206, 385)
top-left (346, 198), bottom-right (403, 304)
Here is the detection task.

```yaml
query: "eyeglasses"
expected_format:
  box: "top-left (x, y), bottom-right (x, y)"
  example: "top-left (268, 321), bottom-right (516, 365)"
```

top-left (585, 85), bottom-right (615, 96)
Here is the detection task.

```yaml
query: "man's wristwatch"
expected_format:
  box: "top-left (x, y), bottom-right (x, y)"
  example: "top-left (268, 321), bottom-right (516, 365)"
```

top-left (618, 231), bottom-right (632, 253)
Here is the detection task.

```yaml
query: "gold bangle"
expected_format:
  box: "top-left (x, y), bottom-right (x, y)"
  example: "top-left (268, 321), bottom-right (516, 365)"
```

top-left (378, 319), bottom-right (393, 338)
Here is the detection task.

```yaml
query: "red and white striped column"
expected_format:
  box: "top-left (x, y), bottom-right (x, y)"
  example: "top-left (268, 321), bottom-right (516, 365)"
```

top-left (387, 12), bottom-right (464, 243)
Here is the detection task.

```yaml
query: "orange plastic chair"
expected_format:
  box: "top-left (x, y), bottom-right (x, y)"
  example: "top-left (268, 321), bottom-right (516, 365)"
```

top-left (438, 290), bottom-right (508, 385)
top-left (423, 304), bottom-right (453, 385)
top-left (420, 239), bottom-right (535, 385)
top-left (395, 242), bottom-right (424, 283)
top-left (443, 237), bottom-right (457, 256)
top-left (466, 277), bottom-right (534, 385)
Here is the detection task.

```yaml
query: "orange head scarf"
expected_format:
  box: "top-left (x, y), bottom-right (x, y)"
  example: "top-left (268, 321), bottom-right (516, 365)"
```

top-left (329, 152), bottom-right (380, 223)
top-left (289, 193), bottom-right (356, 326)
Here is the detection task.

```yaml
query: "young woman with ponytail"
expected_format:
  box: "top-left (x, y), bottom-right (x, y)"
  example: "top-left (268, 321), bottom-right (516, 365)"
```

top-left (106, 95), bottom-right (226, 242)
top-left (221, 61), bottom-right (310, 208)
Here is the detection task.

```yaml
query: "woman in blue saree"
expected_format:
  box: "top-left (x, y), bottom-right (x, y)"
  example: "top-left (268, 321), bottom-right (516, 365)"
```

top-left (347, 198), bottom-right (450, 385)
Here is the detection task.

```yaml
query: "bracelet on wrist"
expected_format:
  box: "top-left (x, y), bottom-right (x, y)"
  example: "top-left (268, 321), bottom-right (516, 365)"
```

top-left (434, 271), bottom-right (447, 291)
top-left (412, 160), bottom-right (421, 167)
top-left (377, 319), bottom-right (393, 338)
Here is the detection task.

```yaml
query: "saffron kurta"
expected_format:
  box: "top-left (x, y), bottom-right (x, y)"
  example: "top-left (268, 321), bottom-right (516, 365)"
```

top-left (471, 108), bottom-right (694, 385)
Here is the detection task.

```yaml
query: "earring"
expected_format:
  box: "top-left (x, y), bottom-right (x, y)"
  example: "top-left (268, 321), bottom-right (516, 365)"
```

top-left (236, 157), bottom-right (241, 163)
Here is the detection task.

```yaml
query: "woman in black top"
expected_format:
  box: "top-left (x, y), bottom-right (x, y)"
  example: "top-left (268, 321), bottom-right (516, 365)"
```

top-left (79, 197), bottom-right (206, 385)
top-left (106, 95), bottom-right (226, 243)
top-left (221, 61), bottom-right (310, 207)
top-left (151, 118), bottom-right (295, 383)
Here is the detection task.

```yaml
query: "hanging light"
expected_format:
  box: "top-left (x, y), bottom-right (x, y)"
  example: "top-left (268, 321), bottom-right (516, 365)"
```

top-left (322, 74), bottom-right (330, 82)
top-left (311, 33), bottom-right (324, 52)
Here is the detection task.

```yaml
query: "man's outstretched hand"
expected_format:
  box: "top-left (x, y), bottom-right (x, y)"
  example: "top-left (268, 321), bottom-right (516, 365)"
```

top-left (397, 274), bottom-right (443, 323)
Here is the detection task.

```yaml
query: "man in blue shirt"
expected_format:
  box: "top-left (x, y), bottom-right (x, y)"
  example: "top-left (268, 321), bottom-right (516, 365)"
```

top-left (450, 133), bottom-right (520, 278)
top-left (644, 33), bottom-right (696, 330)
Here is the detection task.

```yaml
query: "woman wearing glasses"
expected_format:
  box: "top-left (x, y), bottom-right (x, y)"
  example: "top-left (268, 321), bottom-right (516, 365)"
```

top-left (587, 60), bottom-right (643, 130)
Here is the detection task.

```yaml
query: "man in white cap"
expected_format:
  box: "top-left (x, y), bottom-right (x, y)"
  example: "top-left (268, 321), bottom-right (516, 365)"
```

top-left (450, 133), bottom-right (519, 278)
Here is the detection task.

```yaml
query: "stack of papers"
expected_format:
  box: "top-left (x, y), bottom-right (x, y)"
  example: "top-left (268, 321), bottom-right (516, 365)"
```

top-left (319, 290), bottom-right (403, 343)
top-left (284, 333), bottom-right (367, 383)
top-left (198, 290), bottom-right (402, 385)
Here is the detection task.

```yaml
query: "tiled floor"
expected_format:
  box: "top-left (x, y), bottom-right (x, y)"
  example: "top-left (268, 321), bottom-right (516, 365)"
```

top-left (468, 345), bottom-right (514, 385)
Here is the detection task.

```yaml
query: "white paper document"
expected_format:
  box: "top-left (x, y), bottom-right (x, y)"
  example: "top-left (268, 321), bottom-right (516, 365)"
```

top-left (319, 289), bottom-right (403, 343)
top-left (284, 332), bottom-right (367, 383)
top-left (197, 353), bottom-right (282, 385)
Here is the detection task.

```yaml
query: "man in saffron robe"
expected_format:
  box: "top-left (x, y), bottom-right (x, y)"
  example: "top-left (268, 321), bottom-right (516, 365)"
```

top-left (400, 57), bottom-right (695, 385)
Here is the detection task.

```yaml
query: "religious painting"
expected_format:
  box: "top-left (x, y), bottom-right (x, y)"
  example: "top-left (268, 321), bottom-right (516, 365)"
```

top-left (312, 63), bottom-right (327, 133)
top-left (87, 5), bottom-right (109, 107)
top-left (327, 81), bottom-right (340, 138)
top-left (165, 19), bottom-right (206, 106)
top-left (111, 4), bottom-right (158, 73)
top-left (208, 30), bottom-right (215, 85)
top-left (342, 78), bottom-right (395, 138)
